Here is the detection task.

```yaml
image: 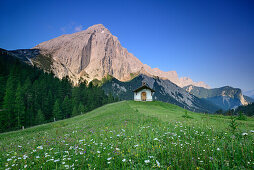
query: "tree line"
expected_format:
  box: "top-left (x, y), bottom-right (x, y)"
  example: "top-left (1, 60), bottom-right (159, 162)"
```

top-left (0, 51), bottom-right (117, 133)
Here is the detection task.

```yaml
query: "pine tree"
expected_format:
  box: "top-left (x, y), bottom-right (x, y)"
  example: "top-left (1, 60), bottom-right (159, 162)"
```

top-left (71, 105), bottom-right (79, 117)
top-left (35, 109), bottom-right (45, 125)
top-left (78, 103), bottom-right (86, 114)
top-left (53, 100), bottom-right (62, 121)
top-left (14, 84), bottom-right (26, 129)
top-left (62, 96), bottom-right (72, 119)
top-left (2, 69), bottom-right (17, 129)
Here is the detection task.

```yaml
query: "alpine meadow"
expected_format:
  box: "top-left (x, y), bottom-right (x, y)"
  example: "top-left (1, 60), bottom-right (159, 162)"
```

top-left (1, 0), bottom-right (254, 169)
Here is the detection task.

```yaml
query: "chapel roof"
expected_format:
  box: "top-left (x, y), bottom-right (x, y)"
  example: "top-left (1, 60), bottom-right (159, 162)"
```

top-left (133, 82), bottom-right (155, 92)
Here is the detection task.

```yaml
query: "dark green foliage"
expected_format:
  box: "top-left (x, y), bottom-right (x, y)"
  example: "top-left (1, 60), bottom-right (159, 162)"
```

top-left (53, 100), bottom-right (62, 121)
top-left (0, 50), bottom-right (118, 133)
top-left (237, 112), bottom-right (247, 120)
top-left (35, 109), bottom-right (45, 125)
top-left (14, 84), bottom-right (26, 128)
top-left (229, 117), bottom-right (238, 134)
top-left (71, 105), bottom-right (79, 117)
top-left (234, 103), bottom-right (254, 116)
top-left (182, 109), bottom-right (192, 119)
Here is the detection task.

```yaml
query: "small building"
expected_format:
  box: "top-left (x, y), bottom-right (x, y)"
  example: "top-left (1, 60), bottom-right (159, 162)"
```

top-left (133, 82), bottom-right (155, 101)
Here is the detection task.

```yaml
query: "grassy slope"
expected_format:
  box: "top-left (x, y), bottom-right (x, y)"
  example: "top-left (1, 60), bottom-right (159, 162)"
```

top-left (0, 101), bottom-right (253, 169)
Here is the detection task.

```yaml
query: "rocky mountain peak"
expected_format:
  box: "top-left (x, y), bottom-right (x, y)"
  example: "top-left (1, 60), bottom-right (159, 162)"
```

top-left (30, 24), bottom-right (210, 88)
top-left (85, 24), bottom-right (110, 34)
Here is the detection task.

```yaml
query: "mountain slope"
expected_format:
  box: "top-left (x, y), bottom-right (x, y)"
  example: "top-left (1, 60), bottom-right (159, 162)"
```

top-left (102, 74), bottom-right (219, 113)
top-left (5, 24), bottom-right (209, 88)
top-left (0, 101), bottom-right (253, 169)
top-left (243, 90), bottom-right (254, 99)
top-left (184, 85), bottom-right (249, 110)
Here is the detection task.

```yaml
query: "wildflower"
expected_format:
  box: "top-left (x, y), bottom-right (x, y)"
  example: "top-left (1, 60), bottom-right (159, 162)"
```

top-left (134, 144), bottom-right (139, 147)
top-left (36, 156), bottom-right (40, 159)
top-left (116, 148), bottom-right (120, 151)
top-left (23, 155), bottom-right (28, 160)
top-left (18, 145), bottom-right (22, 148)
top-left (217, 148), bottom-right (220, 151)
top-left (156, 160), bottom-right (160, 167)
top-left (107, 157), bottom-right (112, 161)
top-left (64, 165), bottom-right (69, 168)
top-left (54, 159), bottom-right (60, 162)
top-left (153, 138), bottom-right (158, 141)
top-left (250, 130), bottom-right (254, 133)
top-left (122, 159), bottom-right (126, 162)
top-left (144, 160), bottom-right (150, 163)
top-left (37, 146), bottom-right (43, 150)
top-left (107, 162), bottom-right (111, 164)
top-left (97, 151), bottom-right (101, 154)
top-left (242, 133), bottom-right (248, 136)
top-left (7, 159), bottom-right (12, 161)
top-left (24, 165), bottom-right (27, 168)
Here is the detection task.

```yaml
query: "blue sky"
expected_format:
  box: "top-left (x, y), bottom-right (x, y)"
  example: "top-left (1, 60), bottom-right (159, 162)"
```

top-left (0, 0), bottom-right (253, 91)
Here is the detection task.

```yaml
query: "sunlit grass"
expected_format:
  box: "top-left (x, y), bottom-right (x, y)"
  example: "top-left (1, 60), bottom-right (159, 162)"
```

top-left (0, 101), bottom-right (253, 169)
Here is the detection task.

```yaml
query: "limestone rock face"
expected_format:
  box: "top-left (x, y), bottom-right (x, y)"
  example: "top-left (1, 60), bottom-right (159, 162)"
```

top-left (33, 24), bottom-right (209, 88)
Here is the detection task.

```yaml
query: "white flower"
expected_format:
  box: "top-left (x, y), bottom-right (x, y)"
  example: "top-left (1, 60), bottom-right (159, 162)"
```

top-left (242, 133), bottom-right (248, 136)
top-left (24, 165), bottom-right (27, 168)
top-left (107, 157), bottom-right (112, 161)
top-left (250, 130), bottom-right (254, 133)
top-left (156, 160), bottom-right (160, 167)
top-left (62, 162), bottom-right (65, 164)
top-left (7, 158), bottom-right (12, 161)
top-left (97, 151), bottom-right (101, 154)
top-left (23, 155), bottom-right (28, 160)
top-left (18, 145), bottom-right (22, 148)
top-left (217, 148), bottom-right (220, 151)
top-left (116, 148), bottom-right (120, 151)
top-left (37, 146), bottom-right (43, 150)
top-left (153, 138), bottom-right (158, 141)
top-left (122, 159), bottom-right (126, 162)
top-left (144, 160), bottom-right (150, 163)
top-left (54, 159), bottom-right (60, 162)
top-left (107, 162), bottom-right (111, 164)
top-left (36, 156), bottom-right (40, 159)
top-left (64, 165), bottom-right (69, 168)
top-left (134, 144), bottom-right (139, 147)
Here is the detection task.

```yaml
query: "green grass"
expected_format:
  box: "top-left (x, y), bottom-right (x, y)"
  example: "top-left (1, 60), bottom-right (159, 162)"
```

top-left (0, 101), bottom-right (253, 169)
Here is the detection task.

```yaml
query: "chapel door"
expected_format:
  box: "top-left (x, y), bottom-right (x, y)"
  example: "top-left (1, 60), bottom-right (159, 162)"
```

top-left (141, 92), bottom-right (146, 101)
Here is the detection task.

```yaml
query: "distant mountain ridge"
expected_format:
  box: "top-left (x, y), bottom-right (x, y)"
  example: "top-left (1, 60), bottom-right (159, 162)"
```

top-left (102, 74), bottom-right (219, 113)
top-left (243, 90), bottom-right (254, 99)
top-left (183, 85), bottom-right (249, 110)
top-left (3, 24), bottom-right (209, 88)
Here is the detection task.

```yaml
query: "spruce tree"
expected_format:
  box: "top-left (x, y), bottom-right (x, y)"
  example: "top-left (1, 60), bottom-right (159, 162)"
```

top-left (14, 84), bottom-right (26, 129)
top-left (2, 69), bottom-right (17, 129)
top-left (53, 100), bottom-right (62, 121)
top-left (35, 109), bottom-right (45, 125)
top-left (71, 105), bottom-right (79, 117)
top-left (78, 103), bottom-right (86, 114)
top-left (62, 96), bottom-right (72, 119)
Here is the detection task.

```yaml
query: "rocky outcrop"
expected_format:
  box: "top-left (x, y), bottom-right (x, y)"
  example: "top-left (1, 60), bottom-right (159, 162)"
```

top-left (184, 85), bottom-right (249, 110)
top-left (30, 24), bottom-right (210, 88)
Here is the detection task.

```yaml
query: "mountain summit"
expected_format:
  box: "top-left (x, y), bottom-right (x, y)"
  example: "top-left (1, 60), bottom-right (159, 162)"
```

top-left (30, 24), bottom-right (209, 87)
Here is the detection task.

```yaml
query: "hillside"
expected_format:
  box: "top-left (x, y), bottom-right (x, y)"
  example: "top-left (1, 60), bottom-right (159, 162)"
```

top-left (0, 101), bottom-right (253, 169)
top-left (102, 75), bottom-right (220, 113)
top-left (0, 50), bottom-right (116, 133)
top-left (184, 85), bottom-right (249, 110)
